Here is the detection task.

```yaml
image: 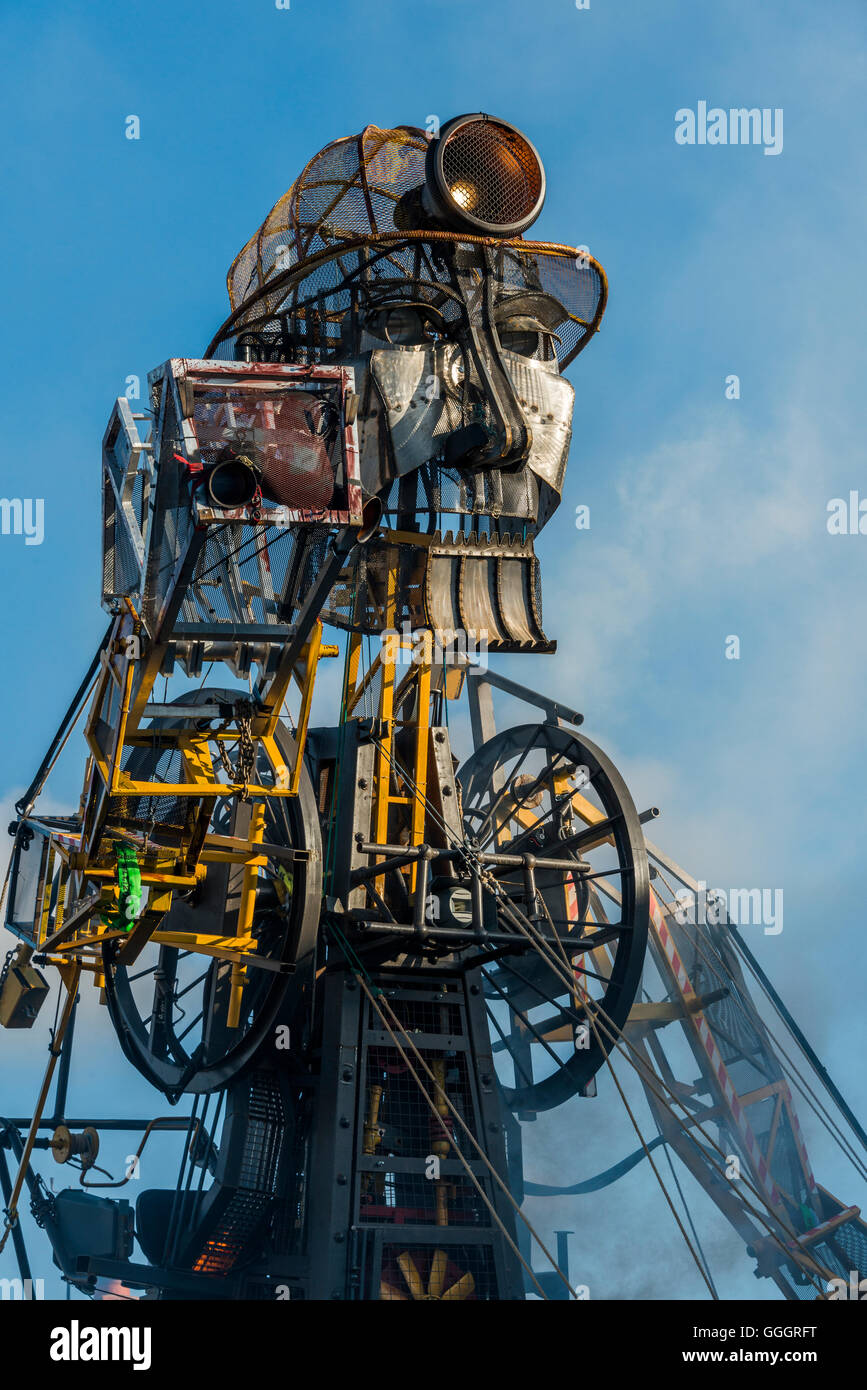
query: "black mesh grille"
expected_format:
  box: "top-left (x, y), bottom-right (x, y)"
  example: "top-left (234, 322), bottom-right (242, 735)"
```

top-left (441, 121), bottom-right (542, 227)
top-left (210, 238), bottom-right (603, 373)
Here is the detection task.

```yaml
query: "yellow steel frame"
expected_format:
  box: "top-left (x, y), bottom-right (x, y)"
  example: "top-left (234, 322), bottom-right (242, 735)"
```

top-left (343, 549), bottom-right (438, 897)
top-left (21, 607), bottom-right (336, 1035)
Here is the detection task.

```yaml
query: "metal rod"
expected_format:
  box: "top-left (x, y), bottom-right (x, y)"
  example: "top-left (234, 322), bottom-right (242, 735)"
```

top-left (2, 1117), bottom-right (195, 1132)
top-left (455, 661), bottom-right (584, 728)
top-left (0, 963), bottom-right (81, 1253)
top-left (15, 620), bottom-right (114, 816)
top-left (0, 1145), bottom-right (33, 1285)
top-left (412, 846), bottom-right (433, 936)
top-left (348, 919), bottom-right (573, 947)
top-left (50, 992), bottom-right (78, 1124)
top-left (356, 841), bottom-right (588, 873)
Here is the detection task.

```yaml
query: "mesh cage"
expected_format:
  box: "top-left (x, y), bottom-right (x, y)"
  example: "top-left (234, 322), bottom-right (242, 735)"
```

top-left (212, 235), bottom-right (604, 372)
top-left (208, 124), bottom-right (606, 371)
top-left (227, 126), bottom-right (432, 307)
top-left (361, 1173), bottom-right (494, 1227)
top-left (439, 120), bottom-right (543, 229)
top-left (191, 1072), bottom-right (287, 1277)
top-left (363, 1045), bottom-right (479, 1159)
top-left (102, 476), bottom-right (142, 602)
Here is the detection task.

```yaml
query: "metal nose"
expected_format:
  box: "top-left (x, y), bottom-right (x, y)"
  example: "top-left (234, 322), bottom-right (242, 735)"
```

top-left (461, 329), bottom-right (532, 471)
top-left (443, 422), bottom-right (494, 469)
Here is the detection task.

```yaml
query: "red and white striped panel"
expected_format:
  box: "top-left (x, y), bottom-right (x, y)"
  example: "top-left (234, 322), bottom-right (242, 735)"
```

top-left (650, 890), bottom-right (784, 1210)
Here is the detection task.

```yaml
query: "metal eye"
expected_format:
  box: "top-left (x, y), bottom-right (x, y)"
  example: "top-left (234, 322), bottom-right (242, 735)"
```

top-left (498, 315), bottom-right (560, 361)
top-left (383, 306), bottom-right (439, 346)
top-left (366, 304), bottom-right (444, 347)
top-left (499, 328), bottom-right (541, 357)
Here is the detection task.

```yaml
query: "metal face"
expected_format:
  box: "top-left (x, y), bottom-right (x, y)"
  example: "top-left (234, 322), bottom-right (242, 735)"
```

top-left (333, 265), bottom-right (579, 536)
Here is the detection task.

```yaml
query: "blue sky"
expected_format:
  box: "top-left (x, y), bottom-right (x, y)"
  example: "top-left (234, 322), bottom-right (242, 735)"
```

top-left (0, 0), bottom-right (865, 1300)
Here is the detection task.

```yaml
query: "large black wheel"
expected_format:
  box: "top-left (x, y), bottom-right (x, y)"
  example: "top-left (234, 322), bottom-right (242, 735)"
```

top-left (457, 723), bottom-right (649, 1112)
top-left (102, 689), bottom-right (322, 1096)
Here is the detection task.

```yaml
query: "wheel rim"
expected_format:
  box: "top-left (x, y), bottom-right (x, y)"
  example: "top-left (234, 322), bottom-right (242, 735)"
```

top-left (102, 689), bottom-right (322, 1095)
top-left (457, 723), bottom-right (650, 1111)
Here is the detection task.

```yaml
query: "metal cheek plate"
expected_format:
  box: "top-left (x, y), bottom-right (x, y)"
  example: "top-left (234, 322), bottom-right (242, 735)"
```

top-left (499, 350), bottom-right (575, 499)
top-left (369, 345), bottom-right (463, 478)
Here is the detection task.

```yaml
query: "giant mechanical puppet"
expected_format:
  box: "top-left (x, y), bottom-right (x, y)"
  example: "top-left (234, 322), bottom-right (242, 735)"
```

top-left (1, 115), bottom-right (866, 1301)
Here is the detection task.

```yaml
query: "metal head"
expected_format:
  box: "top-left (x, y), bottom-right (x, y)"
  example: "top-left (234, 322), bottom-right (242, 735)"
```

top-left (204, 118), bottom-right (608, 648)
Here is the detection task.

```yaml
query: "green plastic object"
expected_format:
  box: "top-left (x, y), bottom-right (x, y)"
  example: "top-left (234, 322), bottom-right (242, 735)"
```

top-left (100, 842), bottom-right (142, 933)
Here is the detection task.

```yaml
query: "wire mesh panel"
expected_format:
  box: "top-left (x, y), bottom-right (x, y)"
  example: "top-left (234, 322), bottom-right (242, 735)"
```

top-left (143, 375), bottom-right (199, 635)
top-left (140, 360), bottom-right (361, 642)
top-left (216, 124), bottom-right (604, 370)
top-left (440, 120), bottom-right (543, 229)
top-left (362, 1046), bottom-right (477, 1159)
top-left (101, 396), bottom-right (152, 610)
top-left (378, 1242), bottom-right (498, 1300)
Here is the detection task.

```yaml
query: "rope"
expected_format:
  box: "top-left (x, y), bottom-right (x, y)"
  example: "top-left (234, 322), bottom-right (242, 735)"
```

top-left (492, 892), bottom-right (834, 1294)
top-left (355, 725), bottom-right (780, 1291)
top-left (369, 981), bottom-right (580, 1298)
top-left (334, 687), bottom-right (836, 1294)
top-left (653, 1106), bottom-right (720, 1298)
top-left (651, 865), bottom-right (867, 1185)
top-left (357, 976), bottom-right (555, 1300)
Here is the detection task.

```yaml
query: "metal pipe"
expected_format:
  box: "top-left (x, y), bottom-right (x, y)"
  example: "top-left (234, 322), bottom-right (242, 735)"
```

top-left (356, 841), bottom-right (588, 873)
top-left (50, 993), bottom-right (78, 1124)
top-left (348, 919), bottom-right (570, 947)
top-left (15, 621), bottom-right (114, 816)
top-left (0, 1146), bottom-right (33, 1286)
top-left (1, 1117), bottom-right (194, 1132)
top-left (412, 846), bottom-right (433, 936)
top-left (0, 963), bottom-right (81, 1254)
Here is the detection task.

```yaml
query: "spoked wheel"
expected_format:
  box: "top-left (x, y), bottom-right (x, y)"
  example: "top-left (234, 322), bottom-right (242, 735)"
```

top-left (102, 689), bottom-right (322, 1096)
top-left (457, 723), bottom-right (650, 1112)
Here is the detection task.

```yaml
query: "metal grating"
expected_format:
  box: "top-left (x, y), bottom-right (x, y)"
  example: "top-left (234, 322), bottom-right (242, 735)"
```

top-left (378, 1243), bottom-right (497, 1300)
top-left (441, 121), bottom-right (542, 228)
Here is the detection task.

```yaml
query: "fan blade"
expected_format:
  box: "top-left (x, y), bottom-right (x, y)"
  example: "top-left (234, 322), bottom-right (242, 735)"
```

top-left (442, 1271), bottom-right (476, 1301)
top-left (380, 1281), bottom-right (410, 1301)
top-left (428, 1248), bottom-right (448, 1298)
top-left (397, 1252), bottom-right (426, 1300)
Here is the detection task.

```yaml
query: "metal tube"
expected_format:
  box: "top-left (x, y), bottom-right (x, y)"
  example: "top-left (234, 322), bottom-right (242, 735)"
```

top-left (0, 963), bottom-right (81, 1253)
top-left (0, 1146), bottom-right (33, 1285)
top-left (1, 1117), bottom-right (194, 1131)
top-left (50, 993), bottom-right (78, 1124)
top-left (412, 847), bottom-right (433, 936)
top-left (357, 841), bottom-right (588, 873)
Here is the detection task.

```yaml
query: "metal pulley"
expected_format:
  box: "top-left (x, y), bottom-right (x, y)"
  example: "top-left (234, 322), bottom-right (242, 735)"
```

top-left (50, 1125), bottom-right (100, 1170)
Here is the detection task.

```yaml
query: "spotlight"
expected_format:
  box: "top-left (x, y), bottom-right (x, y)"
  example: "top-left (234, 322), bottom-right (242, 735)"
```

top-left (423, 113), bottom-right (546, 237)
top-left (449, 179), bottom-right (479, 212)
